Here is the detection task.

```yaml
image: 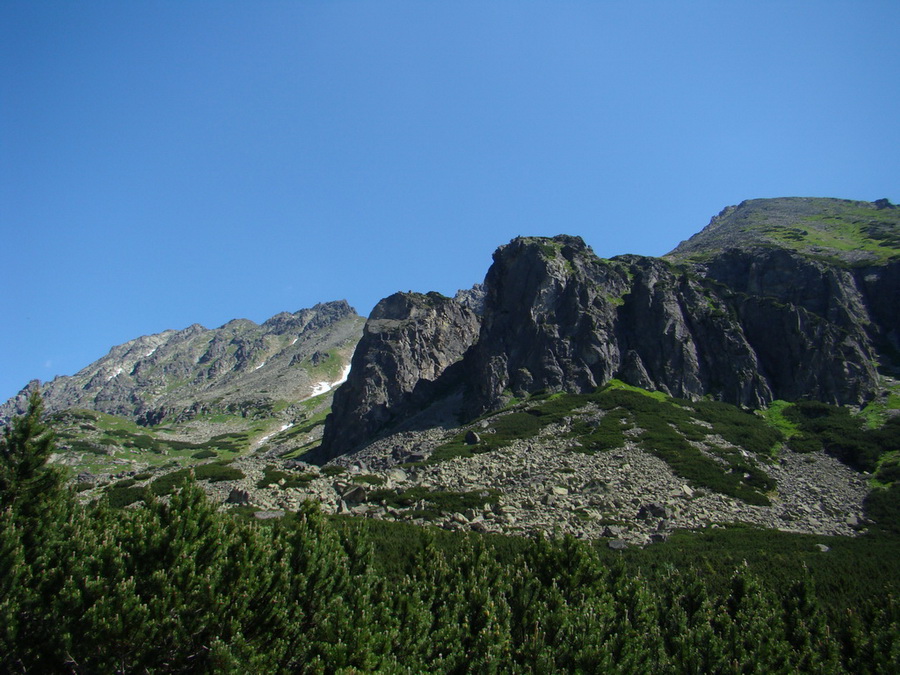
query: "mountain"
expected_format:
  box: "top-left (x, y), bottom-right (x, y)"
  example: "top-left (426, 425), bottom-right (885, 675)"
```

top-left (319, 198), bottom-right (898, 461)
top-left (3, 197), bottom-right (898, 545)
top-left (1, 300), bottom-right (364, 427)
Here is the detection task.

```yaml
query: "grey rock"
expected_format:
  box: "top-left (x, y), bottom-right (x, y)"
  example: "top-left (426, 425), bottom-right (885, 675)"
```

top-left (225, 489), bottom-right (251, 505)
top-left (342, 485), bottom-right (367, 504)
top-left (2, 301), bottom-right (364, 427)
top-left (318, 292), bottom-right (481, 460)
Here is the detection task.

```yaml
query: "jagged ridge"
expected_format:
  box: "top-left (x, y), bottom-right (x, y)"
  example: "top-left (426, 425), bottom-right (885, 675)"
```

top-left (1, 300), bottom-right (365, 426)
top-left (320, 198), bottom-right (898, 459)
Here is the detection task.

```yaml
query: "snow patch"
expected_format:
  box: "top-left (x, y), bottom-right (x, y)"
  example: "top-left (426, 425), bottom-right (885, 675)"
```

top-left (308, 363), bottom-right (352, 398)
top-left (254, 423), bottom-right (294, 449)
top-left (254, 361), bottom-right (266, 370)
top-left (106, 367), bottom-right (124, 382)
top-left (291, 337), bottom-right (298, 345)
top-left (144, 347), bottom-right (157, 358)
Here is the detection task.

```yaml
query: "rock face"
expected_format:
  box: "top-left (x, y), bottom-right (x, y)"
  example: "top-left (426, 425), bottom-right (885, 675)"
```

top-left (320, 198), bottom-right (896, 459)
top-left (316, 292), bottom-right (481, 459)
top-left (1, 301), bottom-right (365, 425)
top-left (465, 235), bottom-right (878, 415)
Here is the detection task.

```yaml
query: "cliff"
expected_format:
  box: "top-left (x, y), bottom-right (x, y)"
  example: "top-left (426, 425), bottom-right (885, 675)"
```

top-left (319, 198), bottom-right (896, 458)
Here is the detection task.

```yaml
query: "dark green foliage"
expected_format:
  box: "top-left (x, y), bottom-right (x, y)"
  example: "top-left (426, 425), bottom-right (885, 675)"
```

top-left (351, 473), bottom-right (385, 485)
top-left (191, 448), bottom-right (218, 459)
top-left (365, 486), bottom-right (499, 520)
top-left (432, 384), bottom-right (781, 504)
top-left (687, 399), bottom-right (783, 455)
top-left (149, 462), bottom-right (245, 496)
top-left (864, 484), bottom-right (900, 536)
top-left (783, 401), bottom-right (896, 472)
top-left (601, 390), bottom-right (776, 504)
top-left (3, 398), bottom-right (900, 672)
top-left (95, 426), bottom-right (250, 457)
top-left (789, 432), bottom-right (823, 453)
top-left (876, 455), bottom-right (900, 484)
top-left (149, 467), bottom-right (192, 496)
top-left (0, 390), bottom-right (65, 526)
top-left (104, 484), bottom-right (149, 508)
top-left (256, 465), bottom-right (316, 489)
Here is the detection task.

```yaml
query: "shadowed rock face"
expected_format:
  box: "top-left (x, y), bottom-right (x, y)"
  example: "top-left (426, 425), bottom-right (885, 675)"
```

top-left (316, 292), bottom-right (481, 460)
top-left (320, 199), bottom-right (893, 459)
top-left (464, 236), bottom-right (877, 416)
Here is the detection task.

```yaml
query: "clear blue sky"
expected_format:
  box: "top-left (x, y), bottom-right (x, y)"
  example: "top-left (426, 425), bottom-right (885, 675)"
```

top-left (2, 1), bottom-right (898, 403)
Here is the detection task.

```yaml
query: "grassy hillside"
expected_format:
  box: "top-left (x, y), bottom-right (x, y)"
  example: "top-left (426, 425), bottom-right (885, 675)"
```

top-left (669, 197), bottom-right (900, 265)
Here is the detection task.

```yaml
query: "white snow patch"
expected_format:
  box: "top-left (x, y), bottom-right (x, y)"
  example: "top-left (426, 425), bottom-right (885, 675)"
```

top-left (291, 337), bottom-right (298, 345)
top-left (254, 361), bottom-right (266, 370)
top-left (254, 423), bottom-right (294, 449)
top-left (307, 363), bottom-right (352, 398)
top-left (144, 347), bottom-right (157, 358)
top-left (106, 367), bottom-right (124, 382)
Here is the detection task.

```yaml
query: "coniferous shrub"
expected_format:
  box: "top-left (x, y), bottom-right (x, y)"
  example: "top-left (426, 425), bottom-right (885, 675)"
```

top-left (1, 394), bottom-right (899, 672)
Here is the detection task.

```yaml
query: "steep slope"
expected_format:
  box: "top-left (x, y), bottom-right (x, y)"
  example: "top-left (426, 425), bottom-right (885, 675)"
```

top-left (667, 197), bottom-right (900, 375)
top-left (1, 300), bottom-right (364, 426)
top-left (668, 197), bottom-right (900, 266)
top-left (317, 292), bottom-right (480, 460)
top-left (320, 199), bottom-right (896, 459)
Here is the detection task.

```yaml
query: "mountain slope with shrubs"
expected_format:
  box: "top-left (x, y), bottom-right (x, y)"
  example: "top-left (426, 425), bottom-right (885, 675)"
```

top-left (2, 392), bottom-right (898, 672)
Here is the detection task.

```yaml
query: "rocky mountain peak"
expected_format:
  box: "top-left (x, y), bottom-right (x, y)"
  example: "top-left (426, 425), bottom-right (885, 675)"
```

top-left (316, 291), bottom-right (481, 460)
top-left (319, 201), bottom-right (895, 460)
top-left (668, 197), bottom-right (900, 266)
top-left (1, 301), bottom-right (365, 426)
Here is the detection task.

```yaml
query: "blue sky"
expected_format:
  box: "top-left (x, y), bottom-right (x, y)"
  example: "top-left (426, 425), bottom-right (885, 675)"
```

top-left (1, 1), bottom-right (898, 403)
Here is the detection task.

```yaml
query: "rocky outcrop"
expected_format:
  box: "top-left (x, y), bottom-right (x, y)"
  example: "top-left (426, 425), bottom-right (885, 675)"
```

top-left (465, 236), bottom-right (878, 416)
top-left (316, 292), bottom-right (481, 460)
top-left (321, 207), bottom-right (891, 458)
top-left (1, 300), bottom-right (365, 425)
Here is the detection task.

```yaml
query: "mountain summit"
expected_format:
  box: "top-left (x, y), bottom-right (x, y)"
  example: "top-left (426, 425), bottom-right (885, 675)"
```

top-left (319, 198), bottom-right (898, 460)
top-left (1, 300), bottom-right (364, 427)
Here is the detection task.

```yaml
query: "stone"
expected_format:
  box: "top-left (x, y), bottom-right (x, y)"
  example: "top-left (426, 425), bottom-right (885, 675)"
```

top-left (388, 468), bottom-right (407, 482)
top-left (608, 539), bottom-right (628, 550)
top-left (225, 488), bottom-right (251, 505)
top-left (465, 430), bottom-right (481, 445)
top-left (318, 291), bottom-right (481, 459)
top-left (342, 485), bottom-right (367, 504)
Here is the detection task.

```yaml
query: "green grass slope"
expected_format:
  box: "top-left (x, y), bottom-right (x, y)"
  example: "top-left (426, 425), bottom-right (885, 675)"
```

top-left (669, 197), bottom-right (900, 266)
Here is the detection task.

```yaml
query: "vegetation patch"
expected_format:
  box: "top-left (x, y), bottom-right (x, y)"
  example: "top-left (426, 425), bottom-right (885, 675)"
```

top-left (256, 465), bottom-right (316, 489)
top-left (428, 383), bottom-right (781, 504)
top-left (365, 486), bottom-right (500, 521)
top-left (782, 401), bottom-right (900, 473)
top-left (5, 395), bottom-right (900, 673)
top-left (104, 484), bottom-right (149, 508)
top-left (150, 462), bottom-right (245, 496)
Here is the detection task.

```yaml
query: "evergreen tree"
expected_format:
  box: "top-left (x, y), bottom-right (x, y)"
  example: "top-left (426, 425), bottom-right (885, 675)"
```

top-left (0, 388), bottom-right (65, 526)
